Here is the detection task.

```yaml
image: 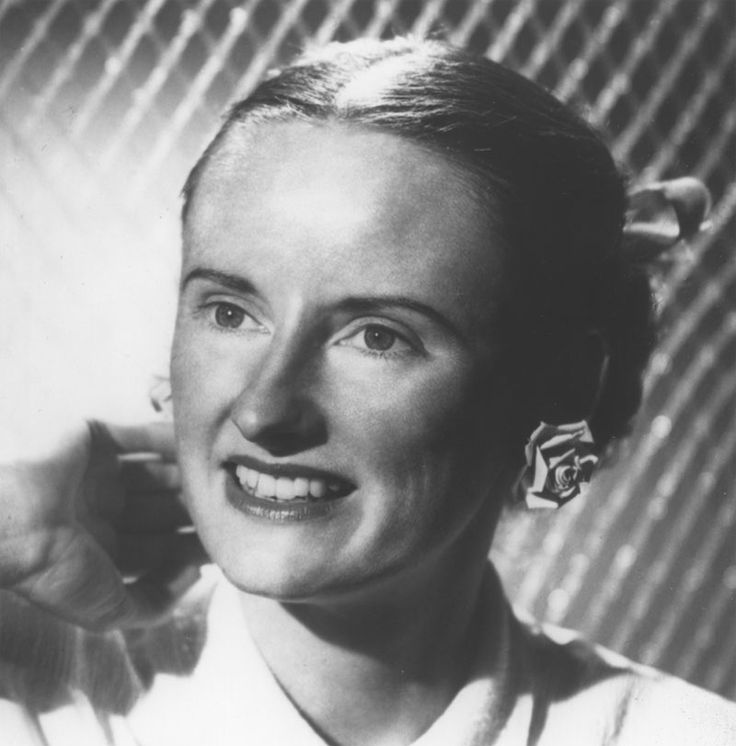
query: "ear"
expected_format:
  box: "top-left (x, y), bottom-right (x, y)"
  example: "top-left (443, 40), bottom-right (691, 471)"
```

top-left (149, 375), bottom-right (173, 419)
top-left (536, 330), bottom-right (609, 426)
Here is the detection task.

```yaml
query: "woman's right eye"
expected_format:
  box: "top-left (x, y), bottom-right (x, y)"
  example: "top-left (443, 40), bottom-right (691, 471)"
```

top-left (195, 298), bottom-right (267, 335)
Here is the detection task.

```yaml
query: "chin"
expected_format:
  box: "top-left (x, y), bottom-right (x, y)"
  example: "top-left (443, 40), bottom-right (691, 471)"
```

top-left (212, 544), bottom-right (359, 603)
top-left (191, 506), bottom-right (353, 603)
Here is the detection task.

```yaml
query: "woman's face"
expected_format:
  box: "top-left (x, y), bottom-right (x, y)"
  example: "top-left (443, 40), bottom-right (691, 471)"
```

top-left (171, 121), bottom-right (514, 601)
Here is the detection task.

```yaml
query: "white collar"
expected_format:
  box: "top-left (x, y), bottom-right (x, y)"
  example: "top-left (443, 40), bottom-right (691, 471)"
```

top-left (128, 566), bottom-right (533, 746)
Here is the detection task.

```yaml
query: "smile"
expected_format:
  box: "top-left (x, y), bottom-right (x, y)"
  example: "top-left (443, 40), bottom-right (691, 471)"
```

top-left (226, 457), bottom-right (354, 503)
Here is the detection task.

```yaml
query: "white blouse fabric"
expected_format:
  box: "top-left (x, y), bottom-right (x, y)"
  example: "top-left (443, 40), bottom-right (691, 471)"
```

top-left (1, 565), bottom-right (734, 746)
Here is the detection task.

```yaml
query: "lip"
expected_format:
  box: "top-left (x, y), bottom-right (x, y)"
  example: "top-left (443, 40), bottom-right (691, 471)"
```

top-left (223, 455), bottom-right (355, 522)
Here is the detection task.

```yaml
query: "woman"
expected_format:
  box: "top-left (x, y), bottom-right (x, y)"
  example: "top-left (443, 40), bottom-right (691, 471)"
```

top-left (1, 37), bottom-right (734, 745)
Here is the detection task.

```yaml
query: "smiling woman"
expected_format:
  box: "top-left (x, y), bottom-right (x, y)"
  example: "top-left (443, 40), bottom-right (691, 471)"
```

top-left (173, 121), bottom-right (507, 603)
top-left (1, 36), bottom-right (734, 746)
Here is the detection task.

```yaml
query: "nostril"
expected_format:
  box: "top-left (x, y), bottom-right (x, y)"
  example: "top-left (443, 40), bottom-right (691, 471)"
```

top-left (230, 342), bottom-right (328, 453)
top-left (232, 403), bottom-right (278, 441)
top-left (231, 392), bottom-right (327, 455)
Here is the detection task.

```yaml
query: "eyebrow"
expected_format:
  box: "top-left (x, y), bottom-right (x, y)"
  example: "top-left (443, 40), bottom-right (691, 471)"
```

top-left (181, 267), bottom-right (464, 341)
top-left (181, 268), bottom-right (256, 294)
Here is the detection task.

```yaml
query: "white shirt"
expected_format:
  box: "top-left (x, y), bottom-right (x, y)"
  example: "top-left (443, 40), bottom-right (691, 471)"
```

top-left (1, 565), bottom-right (734, 745)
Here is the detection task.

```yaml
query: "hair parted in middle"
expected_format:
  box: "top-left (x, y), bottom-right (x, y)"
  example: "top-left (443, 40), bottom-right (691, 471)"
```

top-left (182, 37), bottom-right (656, 463)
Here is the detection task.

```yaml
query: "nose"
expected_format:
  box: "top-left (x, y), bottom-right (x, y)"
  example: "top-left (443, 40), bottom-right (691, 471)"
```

top-left (230, 339), bottom-right (327, 456)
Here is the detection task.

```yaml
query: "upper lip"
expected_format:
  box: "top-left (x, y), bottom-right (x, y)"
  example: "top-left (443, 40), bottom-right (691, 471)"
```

top-left (225, 454), bottom-right (355, 487)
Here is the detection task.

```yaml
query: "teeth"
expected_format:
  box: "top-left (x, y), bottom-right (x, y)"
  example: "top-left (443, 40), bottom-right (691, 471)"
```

top-left (234, 467), bottom-right (342, 502)
top-left (294, 478), bottom-right (309, 498)
top-left (275, 477), bottom-right (296, 501)
top-left (256, 474), bottom-right (276, 498)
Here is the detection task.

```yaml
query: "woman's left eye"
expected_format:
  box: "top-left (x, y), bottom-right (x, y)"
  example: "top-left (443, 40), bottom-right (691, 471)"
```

top-left (363, 326), bottom-right (396, 351)
top-left (213, 303), bottom-right (246, 328)
top-left (339, 324), bottom-right (416, 358)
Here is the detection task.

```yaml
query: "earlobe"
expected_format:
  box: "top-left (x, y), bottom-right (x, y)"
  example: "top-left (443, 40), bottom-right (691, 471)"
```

top-left (509, 332), bottom-right (608, 510)
top-left (149, 375), bottom-right (173, 419)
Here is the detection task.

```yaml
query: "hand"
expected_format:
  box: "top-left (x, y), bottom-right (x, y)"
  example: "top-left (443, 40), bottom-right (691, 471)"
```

top-left (0, 419), bottom-right (206, 631)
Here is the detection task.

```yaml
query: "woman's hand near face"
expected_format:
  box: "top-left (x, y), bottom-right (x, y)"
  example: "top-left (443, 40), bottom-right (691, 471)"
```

top-left (0, 419), bottom-right (206, 631)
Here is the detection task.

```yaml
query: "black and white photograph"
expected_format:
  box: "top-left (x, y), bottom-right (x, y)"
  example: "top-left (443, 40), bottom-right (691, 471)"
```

top-left (1, 1), bottom-right (735, 743)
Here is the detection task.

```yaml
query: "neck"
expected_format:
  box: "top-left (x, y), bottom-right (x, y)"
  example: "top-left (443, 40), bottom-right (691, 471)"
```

top-left (238, 522), bottom-right (508, 746)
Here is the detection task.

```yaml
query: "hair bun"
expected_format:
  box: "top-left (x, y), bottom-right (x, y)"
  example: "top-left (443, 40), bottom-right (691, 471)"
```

top-left (623, 177), bottom-right (711, 263)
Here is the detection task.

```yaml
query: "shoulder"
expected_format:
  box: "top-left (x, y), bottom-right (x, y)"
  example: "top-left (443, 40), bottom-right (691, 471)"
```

top-left (512, 612), bottom-right (736, 745)
top-left (614, 668), bottom-right (736, 745)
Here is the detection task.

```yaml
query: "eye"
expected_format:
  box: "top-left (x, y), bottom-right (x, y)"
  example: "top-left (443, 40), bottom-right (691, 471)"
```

top-left (363, 325), bottom-right (397, 351)
top-left (213, 302), bottom-right (246, 329)
top-left (338, 323), bottom-right (418, 359)
top-left (191, 291), bottom-right (266, 335)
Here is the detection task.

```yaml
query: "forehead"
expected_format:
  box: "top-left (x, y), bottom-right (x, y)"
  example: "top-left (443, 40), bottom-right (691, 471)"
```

top-left (190, 121), bottom-right (486, 235)
top-left (184, 121), bottom-right (504, 336)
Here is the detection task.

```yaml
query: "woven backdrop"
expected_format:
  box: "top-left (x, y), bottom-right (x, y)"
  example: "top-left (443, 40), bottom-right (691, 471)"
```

top-left (1, 0), bottom-right (735, 697)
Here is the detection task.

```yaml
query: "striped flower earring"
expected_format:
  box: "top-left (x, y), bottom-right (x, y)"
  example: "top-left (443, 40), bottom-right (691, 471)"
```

top-left (515, 420), bottom-right (599, 510)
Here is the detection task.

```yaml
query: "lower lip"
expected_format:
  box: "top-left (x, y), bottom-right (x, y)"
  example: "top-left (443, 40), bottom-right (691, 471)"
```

top-left (224, 471), bottom-right (346, 522)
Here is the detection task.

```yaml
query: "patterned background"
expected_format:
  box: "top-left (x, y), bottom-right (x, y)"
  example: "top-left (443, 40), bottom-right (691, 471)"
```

top-left (1, 0), bottom-right (734, 697)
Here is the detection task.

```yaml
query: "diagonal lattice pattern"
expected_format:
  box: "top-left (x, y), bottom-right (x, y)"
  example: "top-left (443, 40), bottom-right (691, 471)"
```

top-left (1, 0), bottom-right (734, 697)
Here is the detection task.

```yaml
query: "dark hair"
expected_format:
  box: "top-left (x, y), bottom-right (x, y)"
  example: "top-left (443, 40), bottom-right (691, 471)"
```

top-left (182, 37), bottom-right (656, 458)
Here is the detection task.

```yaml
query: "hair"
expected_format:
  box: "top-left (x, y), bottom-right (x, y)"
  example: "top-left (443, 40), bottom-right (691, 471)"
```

top-left (182, 37), bottom-right (656, 460)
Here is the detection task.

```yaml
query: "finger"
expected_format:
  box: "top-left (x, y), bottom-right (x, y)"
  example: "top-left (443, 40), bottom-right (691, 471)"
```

top-left (116, 531), bottom-right (205, 576)
top-left (114, 491), bottom-right (191, 534)
top-left (89, 420), bottom-right (177, 461)
top-left (119, 460), bottom-right (181, 492)
top-left (12, 527), bottom-right (138, 633)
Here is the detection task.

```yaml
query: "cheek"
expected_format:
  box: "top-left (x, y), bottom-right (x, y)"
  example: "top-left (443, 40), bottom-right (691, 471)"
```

top-left (338, 364), bottom-right (503, 563)
top-left (332, 358), bottom-right (497, 495)
top-left (170, 325), bottom-right (242, 456)
top-left (171, 330), bottom-right (209, 431)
